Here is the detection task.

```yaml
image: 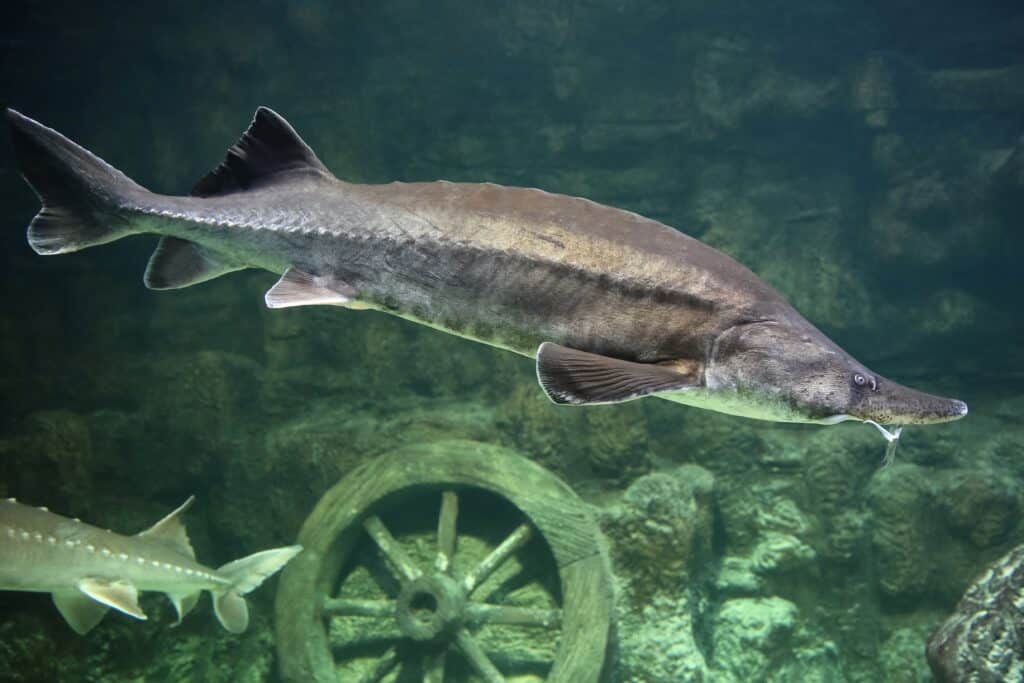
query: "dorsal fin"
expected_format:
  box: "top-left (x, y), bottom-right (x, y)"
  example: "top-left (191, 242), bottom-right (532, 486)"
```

top-left (191, 107), bottom-right (332, 197)
top-left (137, 496), bottom-right (196, 559)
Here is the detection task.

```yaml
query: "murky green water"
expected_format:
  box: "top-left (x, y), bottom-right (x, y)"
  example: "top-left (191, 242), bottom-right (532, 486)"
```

top-left (1, 1), bottom-right (1021, 681)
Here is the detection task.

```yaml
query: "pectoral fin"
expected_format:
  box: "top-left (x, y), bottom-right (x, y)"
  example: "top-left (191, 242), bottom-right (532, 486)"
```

top-left (536, 342), bottom-right (702, 405)
top-left (53, 590), bottom-right (110, 634)
top-left (77, 578), bottom-right (147, 620)
top-left (264, 267), bottom-right (357, 308)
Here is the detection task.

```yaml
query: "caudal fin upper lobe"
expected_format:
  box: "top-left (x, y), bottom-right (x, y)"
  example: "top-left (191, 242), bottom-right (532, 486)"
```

top-left (6, 108), bottom-right (146, 255)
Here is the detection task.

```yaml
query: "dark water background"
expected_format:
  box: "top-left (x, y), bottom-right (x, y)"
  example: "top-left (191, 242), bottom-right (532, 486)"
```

top-left (0, 1), bottom-right (1021, 681)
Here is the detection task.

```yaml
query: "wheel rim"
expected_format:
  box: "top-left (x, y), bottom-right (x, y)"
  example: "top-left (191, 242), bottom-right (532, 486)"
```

top-left (276, 440), bottom-right (613, 683)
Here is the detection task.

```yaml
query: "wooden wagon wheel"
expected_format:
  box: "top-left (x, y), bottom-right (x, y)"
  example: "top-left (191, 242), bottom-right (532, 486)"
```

top-left (275, 440), bottom-right (613, 683)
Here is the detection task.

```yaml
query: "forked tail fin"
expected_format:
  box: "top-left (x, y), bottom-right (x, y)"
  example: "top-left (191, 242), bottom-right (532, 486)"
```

top-left (212, 545), bottom-right (302, 634)
top-left (6, 108), bottom-right (147, 255)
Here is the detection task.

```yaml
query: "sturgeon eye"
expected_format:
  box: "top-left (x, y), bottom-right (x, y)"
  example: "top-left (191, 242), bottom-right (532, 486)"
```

top-left (853, 373), bottom-right (878, 391)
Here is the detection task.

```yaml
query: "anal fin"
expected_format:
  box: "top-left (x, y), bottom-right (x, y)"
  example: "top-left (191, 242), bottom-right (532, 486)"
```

top-left (265, 267), bottom-right (357, 308)
top-left (144, 237), bottom-right (244, 290)
top-left (77, 577), bottom-right (147, 620)
top-left (168, 590), bottom-right (201, 626)
top-left (536, 342), bottom-right (702, 405)
top-left (53, 590), bottom-right (110, 634)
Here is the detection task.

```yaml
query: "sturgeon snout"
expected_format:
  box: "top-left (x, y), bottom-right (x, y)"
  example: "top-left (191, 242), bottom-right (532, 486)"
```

top-left (850, 377), bottom-right (968, 426)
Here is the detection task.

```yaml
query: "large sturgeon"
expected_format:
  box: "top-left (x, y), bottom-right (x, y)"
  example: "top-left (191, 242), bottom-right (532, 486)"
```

top-left (5, 107), bottom-right (967, 431)
top-left (0, 496), bottom-right (300, 634)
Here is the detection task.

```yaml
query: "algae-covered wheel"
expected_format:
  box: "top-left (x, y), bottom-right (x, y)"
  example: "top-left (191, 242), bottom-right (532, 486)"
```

top-left (275, 440), bottom-right (613, 683)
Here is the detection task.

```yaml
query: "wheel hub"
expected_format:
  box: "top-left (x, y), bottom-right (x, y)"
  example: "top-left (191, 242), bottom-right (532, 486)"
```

top-left (395, 573), bottom-right (465, 641)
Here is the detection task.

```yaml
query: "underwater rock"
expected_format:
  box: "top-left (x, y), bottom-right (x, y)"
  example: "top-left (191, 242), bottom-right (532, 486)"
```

top-left (16, 410), bottom-right (93, 498)
top-left (853, 53), bottom-right (1024, 115)
top-left (714, 556), bottom-right (763, 596)
top-left (820, 509), bottom-right (869, 564)
top-left (751, 532), bottom-right (816, 576)
top-left (710, 597), bottom-right (798, 681)
top-left (801, 426), bottom-right (876, 563)
top-left (867, 174), bottom-right (976, 272)
top-left (615, 594), bottom-right (710, 683)
top-left (228, 399), bottom-right (500, 548)
top-left (992, 134), bottom-right (1024, 223)
top-left (718, 477), bottom-right (812, 557)
top-left (691, 36), bottom-right (837, 132)
top-left (928, 544), bottom-right (1024, 683)
top-left (653, 408), bottom-right (765, 475)
top-left (581, 405), bottom-right (652, 482)
top-left (0, 599), bottom-right (276, 683)
top-left (601, 465), bottom-right (715, 602)
top-left (0, 614), bottom-right (59, 682)
top-left (866, 456), bottom-right (1023, 606)
top-left (694, 165), bottom-right (871, 332)
top-left (261, 305), bottom-right (393, 406)
top-left (710, 597), bottom-right (847, 682)
top-left (136, 350), bottom-right (263, 453)
top-left (601, 466), bottom-right (714, 682)
top-left (498, 382), bottom-right (652, 485)
top-left (828, 598), bottom-right (883, 681)
top-left (880, 628), bottom-right (932, 683)
top-left (148, 615), bottom-right (277, 683)
top-left (866, 464), bottom-right (936, 600)
top-left (850, 53), bottom-right (898, 128)
top-left (938, 469), bottom-right (1019, 548)
top-left (498, 382), bottom-right (591, 480)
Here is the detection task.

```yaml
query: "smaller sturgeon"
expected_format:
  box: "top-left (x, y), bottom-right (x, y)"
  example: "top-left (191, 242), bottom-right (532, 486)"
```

top-left (0, 496), bottom-right (301, 634)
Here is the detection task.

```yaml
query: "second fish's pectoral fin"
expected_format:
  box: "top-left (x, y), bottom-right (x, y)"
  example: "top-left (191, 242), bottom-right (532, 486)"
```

top-left (536, 342), bottom-right (702, 405)
top-left (264, 267), bottom-right (357, 308)
top-left (53, 590), bottom-right (110, 634)
top-left (77, 578), bottom-right (147, 620)
top-left (144, 237), bottom-right (244, 290)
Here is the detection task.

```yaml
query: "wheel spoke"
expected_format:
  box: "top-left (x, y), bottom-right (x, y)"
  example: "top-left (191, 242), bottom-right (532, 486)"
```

top-left (358, 645), bottom-right (400, 683)
top-left (322, 598), bottom-right (395, 619)
top-left (455, 628), bottom-right (506, 683)
top-left (436, 490), bottom-right (458, 574)
top-left (464, 603), bottom-right (561, 629)
top-left (462, 523), bottom-right (533, 596)
top-left (423, 649), bottom-right (446, 683)
top-left (364, 515), bottom-right (422, 583)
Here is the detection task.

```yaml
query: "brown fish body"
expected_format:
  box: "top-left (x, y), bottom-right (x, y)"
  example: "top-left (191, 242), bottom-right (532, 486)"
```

top-left (312, 179), bottom-right (789, 362)
top-left (5, 106), bottom-right (968, 426)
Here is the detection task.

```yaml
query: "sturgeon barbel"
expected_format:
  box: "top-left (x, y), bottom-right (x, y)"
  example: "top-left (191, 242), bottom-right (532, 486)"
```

top-left (5, 107), bottom-right (967, 429)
